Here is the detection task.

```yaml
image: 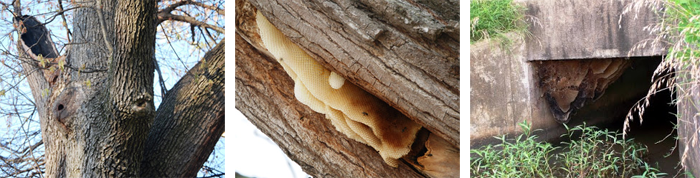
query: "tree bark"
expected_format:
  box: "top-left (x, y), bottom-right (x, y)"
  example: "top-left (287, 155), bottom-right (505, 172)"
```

top-left (141, 39), bottom-right (225, 177)
top-left (235, 33), bottom-right (425, 178)
top-left (13, 0), bottom-right (224, 177)
top-left (247, 0), bottom-right (460, 147)
top-left (235, 0), bottom-right (460, 177)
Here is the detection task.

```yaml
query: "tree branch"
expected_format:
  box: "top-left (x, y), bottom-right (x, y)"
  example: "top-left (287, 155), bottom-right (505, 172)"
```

top-left (57, 0), bottom-right (72, 42)
top-left (157, 13), bottom-right (224, 34)
top-left (159, 0), bottom-right (189, 15)
top-left (12, 0), bottom-right (20, 16)
top-left (159, 0), bottom-right (224, 16)
top-left (142, 39), bottom-right (225, 177)
top-left (189, 1), bottom-right (224, 15)
top-left (12, 15), bottom-right (59, 116)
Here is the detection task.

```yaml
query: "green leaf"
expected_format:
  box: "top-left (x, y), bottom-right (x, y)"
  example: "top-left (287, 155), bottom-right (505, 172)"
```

top-left (38, 54), bottom-right (46, 68)
top-left (199, 59), bottom-right (207, 70)
top-left (41, 88), bottom-right (49, 98)
top-left (58, 58), bottom-right (65, 71)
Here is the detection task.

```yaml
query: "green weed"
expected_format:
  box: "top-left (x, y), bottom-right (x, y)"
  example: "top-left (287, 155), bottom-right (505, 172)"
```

top-left (623, 0), bottom-right (700, 175)
top-left (471, 121), bottom-right (667, 177)
top-left (470, 0), bottom-right (528, 43)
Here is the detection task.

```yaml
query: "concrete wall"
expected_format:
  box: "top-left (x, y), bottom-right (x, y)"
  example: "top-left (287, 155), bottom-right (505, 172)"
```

top-left (471, 0), bottom-right (668, 148)
top-left (472, 0), bottom-right (700, 173)
top-left (470, 33), bottom-right (563, 146)
top-left (678, 75), bottom-right (700, 176)
top-left (518, 0), bottom-right (665, 61)
top-left (470, 33), bottom-right (660, 148)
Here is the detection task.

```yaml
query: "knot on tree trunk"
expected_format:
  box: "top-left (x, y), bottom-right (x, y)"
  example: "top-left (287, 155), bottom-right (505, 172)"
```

top-left (131, 93), bottom-right (154, 117)
top-left (52, 87), bottom-right (84, 133)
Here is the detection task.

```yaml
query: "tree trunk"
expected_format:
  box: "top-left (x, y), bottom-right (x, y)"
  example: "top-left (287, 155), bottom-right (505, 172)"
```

top-left (14, 1), bottom-right (224, 177)
top-left (235, 0), bottom-right (459, 177)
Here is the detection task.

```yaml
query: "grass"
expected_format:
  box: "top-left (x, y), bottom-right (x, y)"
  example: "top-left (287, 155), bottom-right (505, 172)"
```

top-left (470, 121), bottom-right (667, 177)
top-left (470, 0), bottom-right (528, 43)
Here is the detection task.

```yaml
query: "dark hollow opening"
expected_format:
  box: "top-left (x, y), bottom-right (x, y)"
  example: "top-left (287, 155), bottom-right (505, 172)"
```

top-left (612, 84), bottom-right (679, 173)
top-left (559, 56), bottom-right (680, 174)
top-left (604, 57), bottom-right (679, 174)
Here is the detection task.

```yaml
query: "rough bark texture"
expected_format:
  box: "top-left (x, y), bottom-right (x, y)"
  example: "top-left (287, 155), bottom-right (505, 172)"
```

top-left (236, 0), bottom-right (459, 176)
top-left (97, 0), bottom-right (157, 176)
top-left (14, 14), bottom-right (65, 178)
top-left (248, 0), bottom-right (460, 147)
top-left (235, 33), bottom-right (425, 178)
top-left (141, 39), bottom-right (225, 177)
top-left (13, 0), bottom-right (224, 177)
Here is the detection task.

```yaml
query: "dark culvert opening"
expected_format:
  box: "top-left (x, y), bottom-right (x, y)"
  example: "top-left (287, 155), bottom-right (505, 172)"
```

top-left (611, 83), bottom-right (678, 173)
top-left (609, 60), bottom-right (679, 174)
top-left (567, 56), bottom-right (680, 174)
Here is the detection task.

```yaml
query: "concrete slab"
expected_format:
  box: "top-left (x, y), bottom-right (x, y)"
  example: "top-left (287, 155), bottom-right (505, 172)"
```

top-left (517, 0), bottom-right (666, 60)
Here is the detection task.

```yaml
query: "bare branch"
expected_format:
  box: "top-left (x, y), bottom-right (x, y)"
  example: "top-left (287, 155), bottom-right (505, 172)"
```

top-left (159, 0), bottom-right (190, 15)
top-left (156, 0), bottom-right (224, 35)
top-left (57, 0), bottom-right (72, 42)
top-left (158, 23), bottom-right (188, 69)
top-left (41, 7), bottom-right (80, 26)
top-left (158, 13), bottom-right (224, 34)
top-left (203, 27), bottom-right (217, 44)
top-left (159, 0), bottom-right (224, 16)
top-left (12, 0), bottom-right (20, 16)
top-left (189, 1), bottom-right (224, 15)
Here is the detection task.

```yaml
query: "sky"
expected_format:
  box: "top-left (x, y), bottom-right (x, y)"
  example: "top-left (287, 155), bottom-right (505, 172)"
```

top-left (232, 109), bottom-right (309, 178)
top-left (223, 1), bottom-right (308, 177)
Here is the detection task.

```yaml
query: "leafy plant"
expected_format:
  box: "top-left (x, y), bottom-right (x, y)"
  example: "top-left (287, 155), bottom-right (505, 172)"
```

top-left (471, 121), bottom-right (667, 177)
top-left (470, 121), bottom-right (556, 177)
top-left (470, 0), bottom-right (528, 43)
top-left (623, 0), bottom-right (700, 175)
